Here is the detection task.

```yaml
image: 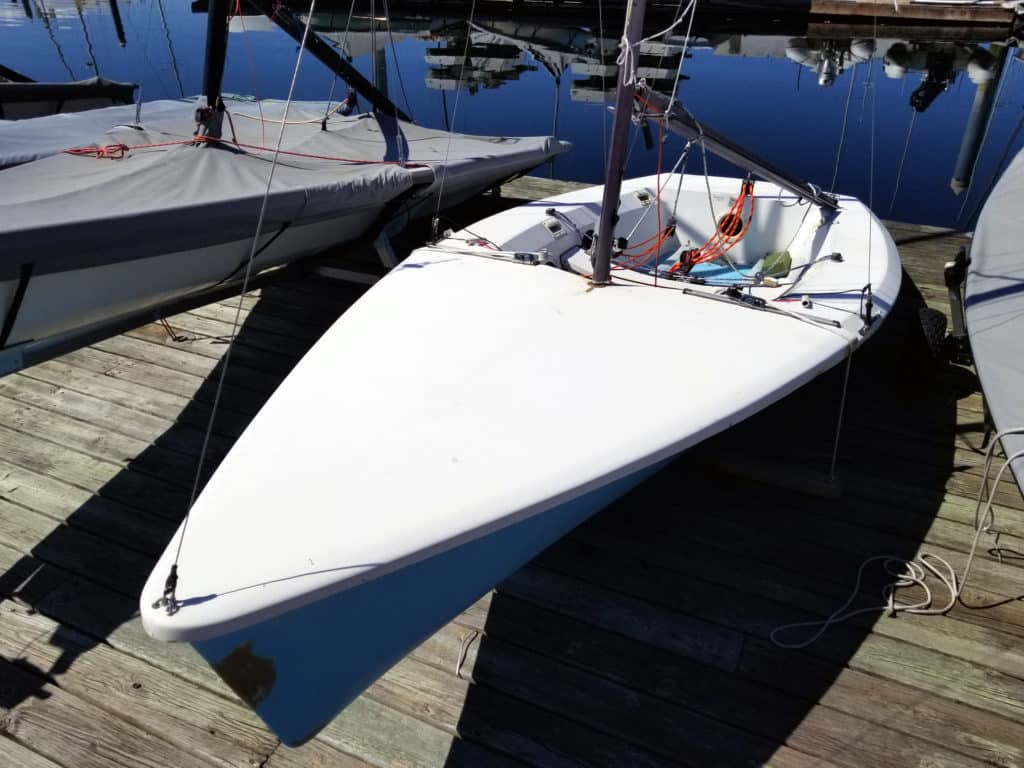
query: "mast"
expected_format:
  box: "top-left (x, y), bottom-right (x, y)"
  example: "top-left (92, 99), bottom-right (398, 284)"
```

top-left (197, 0), bottom-right (230, 138)
top-left (592, 0), bottom-right (647, 286)
top-left (245, 0), bottom-right (412, 123)
top-left (639, 86), bottom-right (839, 211)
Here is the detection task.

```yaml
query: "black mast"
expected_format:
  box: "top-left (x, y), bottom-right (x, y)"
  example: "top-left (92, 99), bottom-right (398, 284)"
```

top-left (196, 0), bottom-right (230, 138)
top-left (245, 0), bottom-right (412, 123)
top-left (639, 86), bottom-right (839, 211)
top-left (592, 0), bottom-right (647, 286)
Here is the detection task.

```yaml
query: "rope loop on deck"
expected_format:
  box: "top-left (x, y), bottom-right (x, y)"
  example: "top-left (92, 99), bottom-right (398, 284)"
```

top-left (63, 143), bottom-right (132, 160)
top-left (771, 426), bottom-right (1024, 650)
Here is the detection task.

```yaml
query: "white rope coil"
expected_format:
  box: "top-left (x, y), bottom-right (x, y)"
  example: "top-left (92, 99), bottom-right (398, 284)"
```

top-left (772, 427), bottom-right (1024, 649)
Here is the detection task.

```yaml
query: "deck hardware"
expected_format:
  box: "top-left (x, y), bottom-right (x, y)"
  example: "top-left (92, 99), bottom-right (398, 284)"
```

top-left (153, 564), bottom-right (179, 615)
top-left (943, 245), bottom-right (973, 364)
top-left (159, 317), bottom-right (187, 342)
top-left (859, 283), bottom-right (877, 333)
top-left (542, 218), bottom-right (567, 238)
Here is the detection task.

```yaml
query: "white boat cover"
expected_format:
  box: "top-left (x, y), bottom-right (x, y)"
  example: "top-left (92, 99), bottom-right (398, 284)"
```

top-left (0, 98), bottom-right (566, 280)
top-left (967, 148), bottom-right (1024, 491)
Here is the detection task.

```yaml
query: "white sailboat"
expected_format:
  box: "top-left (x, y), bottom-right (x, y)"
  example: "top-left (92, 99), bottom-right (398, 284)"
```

top-left (141, 0), bottom-right (902, 746)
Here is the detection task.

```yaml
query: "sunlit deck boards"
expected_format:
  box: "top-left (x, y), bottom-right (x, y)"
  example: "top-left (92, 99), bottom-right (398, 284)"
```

top-left (0, 176), bottom-right (1022, 768)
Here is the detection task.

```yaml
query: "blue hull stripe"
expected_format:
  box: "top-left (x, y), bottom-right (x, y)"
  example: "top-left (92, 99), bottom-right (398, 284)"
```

top-left (194, 460), bottom-right (666, 745)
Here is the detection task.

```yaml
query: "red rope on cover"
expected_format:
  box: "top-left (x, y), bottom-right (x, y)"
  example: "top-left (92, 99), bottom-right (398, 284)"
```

top-left (61, 135), bottom-right (426, 167)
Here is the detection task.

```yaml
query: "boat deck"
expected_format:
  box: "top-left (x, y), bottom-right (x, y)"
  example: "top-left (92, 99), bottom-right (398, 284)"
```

top-left (0, 176), bottom-right (1022, 768)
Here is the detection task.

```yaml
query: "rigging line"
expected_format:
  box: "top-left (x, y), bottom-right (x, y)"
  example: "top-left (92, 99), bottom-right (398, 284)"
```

top-left (370, 0), bottom-right (376, 89)
top-left (829, 63), bottom-right (857, 192)
top-left (957, 44), bottom-right (1019, 224)
top-left (623, 145), bottom-right (689, 242)
top-left (866, 25), bottom-right (877, 295)
top-left (827, 345), bottom-right (855, 483)
top-left (598, 0), bottom-right (607, 166)
top-left (668, 0), bottom-right (697, 108)
top-left (650, 0), bottom-right (686, 91)
top-left (638, 0), bottom-right (695, 45)
top-left (887, 109), bottom-right (916, 216)
top-left (672, 141), bottom-right (691, 218)
top-left (139, 0), bottom-right (173, 99)
top-left (324, 0), bottom-right (357, 120)
top-left (695, 133), bottom-right (745, 277)
top-left (233, 0), bottom-right (266, 145)
top-left (157, 0), bottom-right (185, 98)
top-left (171, 0), bottom-right (321, 577)
top-left (432, 0), bottom-right (478, 235)
top-left (382, 0), bottom-right (414, 122)
top-left (961, 106), bottom-right (1024, 226)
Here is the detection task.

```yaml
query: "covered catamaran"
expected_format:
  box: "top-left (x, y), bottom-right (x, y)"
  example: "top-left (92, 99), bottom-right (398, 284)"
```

top-left (0, 0), bottom-right (566, 375)
top-left (141, 0), bottom-right (901, 746)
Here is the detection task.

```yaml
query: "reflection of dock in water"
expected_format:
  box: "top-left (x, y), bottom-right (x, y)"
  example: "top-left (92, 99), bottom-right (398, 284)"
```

top-left (424, 37), bottom-right (537, 92)
top-left (426, 21), bottom-right (694, 101)
top-left (278, 0), bottom-right (1018, 32)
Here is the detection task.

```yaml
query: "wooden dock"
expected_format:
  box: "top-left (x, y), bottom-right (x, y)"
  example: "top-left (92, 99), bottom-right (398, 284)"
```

top-left (1, 176), bottom-right (1022, 767)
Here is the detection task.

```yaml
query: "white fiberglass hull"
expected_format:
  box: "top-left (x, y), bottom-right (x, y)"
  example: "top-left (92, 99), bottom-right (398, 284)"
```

top-left (142, 173), bottom-right (901, 744)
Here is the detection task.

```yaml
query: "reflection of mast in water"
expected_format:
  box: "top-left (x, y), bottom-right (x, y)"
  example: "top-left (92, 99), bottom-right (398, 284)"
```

top-left (21, 0), bottom-right (33, 20)
top-left (34, 0), bottom-right (76, 79)
top-left (951, 44), bottom-right (1010, 195)
top-left (157, 0), bottom-right (185, 97)
top-left (75, 1), bottom-right (101, 75)
top-left (109, 0), bottom-right (127, 47)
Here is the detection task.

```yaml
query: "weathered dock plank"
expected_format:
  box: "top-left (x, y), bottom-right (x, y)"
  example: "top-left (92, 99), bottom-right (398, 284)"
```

top-left (0, 656), bottom-right (214, 768)
top-left (0, 601), bottom-right (277, 768)
top-left (0, 174), bottom-right (1021, 767)
top-left (0, 735), bottom-right (64, 768)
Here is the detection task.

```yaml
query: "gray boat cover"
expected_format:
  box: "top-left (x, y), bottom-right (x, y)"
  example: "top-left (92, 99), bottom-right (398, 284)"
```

top-left (0, 98), bottom-right (567, 278)
top-left (0, 77), bottom-right (137, 121)
top-left (967, 148), bottom-right (1024, 492)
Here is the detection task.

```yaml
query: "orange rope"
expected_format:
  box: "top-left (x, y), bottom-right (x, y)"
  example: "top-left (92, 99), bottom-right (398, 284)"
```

top-left (668, 178), bottom-right (755, 275)
top-left (633, 93), bottom-right (761, 278)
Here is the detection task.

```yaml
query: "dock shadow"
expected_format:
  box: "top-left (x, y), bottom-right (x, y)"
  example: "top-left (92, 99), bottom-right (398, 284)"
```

top-left (0, 274), bottom-right (367, 716)
top-left (444, 270), bottom-right (977, 765)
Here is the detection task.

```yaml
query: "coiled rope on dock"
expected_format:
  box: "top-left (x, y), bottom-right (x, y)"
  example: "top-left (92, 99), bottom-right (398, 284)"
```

top-left (771, 427), bottom-right (1024, 649)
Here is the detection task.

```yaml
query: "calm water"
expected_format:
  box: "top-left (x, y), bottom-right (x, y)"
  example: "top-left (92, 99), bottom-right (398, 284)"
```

top-left (3, 0), bottom-right (1023, 228)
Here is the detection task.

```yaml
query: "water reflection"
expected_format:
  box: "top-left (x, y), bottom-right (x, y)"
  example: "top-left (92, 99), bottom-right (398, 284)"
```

top-left (1, 1), bottom-right (1022, 228)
